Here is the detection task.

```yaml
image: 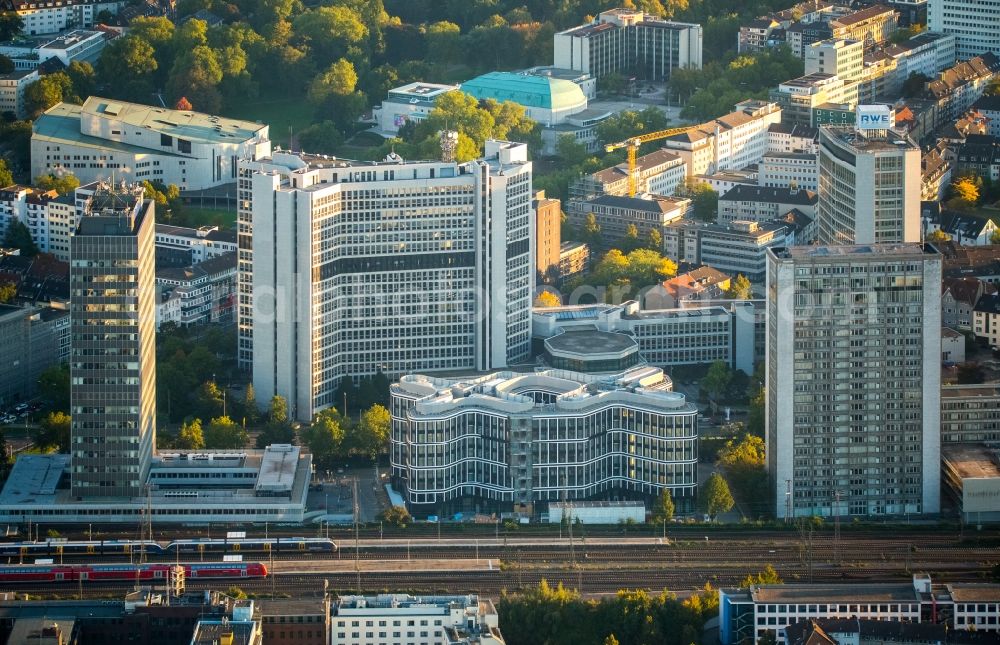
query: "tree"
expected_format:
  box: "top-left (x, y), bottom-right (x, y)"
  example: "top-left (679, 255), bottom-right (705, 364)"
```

top-left (307, 58), bottom-right (358, 104)
top-left (701, 472), bottom-right (735, 519)
top-left (901, 72), bottom-right (929, 97)
top-left (37, 363), bottom-right (69, 411)
top-left (167, 45), bottom-right (224, 113)
top-left (243, 383), bottom-right (258, 424)
top-left (950, 176), bottom-right (981, 209)
top-left (0, 54), bottom-right (12, 75)
top-left (379, 505), bottom-right (411, 527)
top-left (0, 11), bottom-right (23, 41)
top-left (534, 290), bottom-right (561, 307)
top-left (555, 133), bottom-right (591, 166)
top-left (97, 36), bottom-right (158, 101)
top-left (0, 282), bottom-right (14, 304)
top-left (195, 380), bottom-right (225, 420)
top-left (203, 416), bottom-right (248, 449)
top-left (297, 120), bottom-right (344, 153)
top-left (702, 360), bottom-right (732, 402)
top-left (356, 403), bottom-right (390, 460)
top-left (176, 418), bottom-right (205, 449)
top-left (724, 274), bottom-right (753, 300)
top-left (2, 220), bottom-right (37, 256)
top-left (740, 564), bottom-right (782, 588)
top-left (34, 173), bottom-right (80, 195)
top-left (37, 411), bottom-right (70, 452)
top-left (425, 20), bottom-right (462, 64)
top-left (647, 228), bottom-right (662, 251)
top-left (175, 96), bottom-right (193, 111)
top-left (225, 586), bottom-right (247, 600)
top-left (650, 488), bottom-right (675, 524)
top-left (992, 229), bottom-right (1000, 245)
top-left (305, 408), bottom-right (345, 469)
top-left (268, 395), bottom-right (288, 424)
top-left (256, 423), bottom-right (296, 448)
top-left (66, 61), bottom-right (96, 100)
top-left (603, 636), bottom-right (620, 645)
top-left (0, 159), bottom-right (12, 187)
top-left (677, 178), bottom-right (718, 222)
top-left (583, 212), bottom-right (602, 247)
top-left (24, 73), bottom-right (73, 118)
top-left (926, 229), bottom-right (952, 243)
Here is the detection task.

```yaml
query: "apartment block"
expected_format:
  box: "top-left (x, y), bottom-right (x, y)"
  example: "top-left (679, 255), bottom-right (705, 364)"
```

top-left (766, 243), bottom-right (942, 519)
top-left (32, 96), bottom-right (271, 191)
top-left (156, 251), bottom-right (236, 329)
top-left (565, 193), bottom-right (688, 247)
top-left (534, 190), bottom-right (561, 282)
top-left (885, 32), bottom-right (957, 85)
top-left (926, 54), bottom-right (1000, 125)
top-left (1, 0), bottom-right (122, 35)
top-left (767, 123), bottom-right (819, 153)
top-left (239, 142), bottom-right (533, 423)
top-left (663, 218), bottom-right (788, 281)
top-left (718, 185), bottom-right (817, 225)
top-left (805, 39), bottom-right (865, 81)
top-left (816, 125), bottom-right (921, 245)
top-left (0, 304), bottom-right (70, 407)
top-left (0, 69), bottom-right (39, 119)
top-left (759, 152), bottom-right (819, 191)
top-left (570, 148), bottom-right (686, 200)
top-left (940, 384), bottom-right (1000, 445)
top-left (554, 8), bottom-right (702, 81)
top-left (829, 4), bottom-right (899, 48)
top-left (663, 100), bottom-right (783, 177)
top-left (769, 73), bottom-right (860, 126)
top-left (331, 595), bottom-right (504, 645)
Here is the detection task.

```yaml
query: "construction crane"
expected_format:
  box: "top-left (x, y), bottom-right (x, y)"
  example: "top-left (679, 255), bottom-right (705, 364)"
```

top-left (604, 125), bottom-right (699, 197)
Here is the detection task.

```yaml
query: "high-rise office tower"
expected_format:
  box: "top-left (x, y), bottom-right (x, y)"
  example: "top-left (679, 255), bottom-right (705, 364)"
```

top-left (817, 124), bottom-right (921, 245)
top-left (766, 243), bottom-right (941, 519)
top-left (928, 0), bottom-right (1000, 61)
top-left (70, 182), bottom-right (156, 499)
top-left (238, 140), bottom-right (534, 423)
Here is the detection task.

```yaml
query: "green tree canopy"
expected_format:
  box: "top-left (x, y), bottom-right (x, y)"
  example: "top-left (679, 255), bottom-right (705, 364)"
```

top-left (38, 411), bottom-right (70, 452)
top-left (305, 407), bottom-right (345, 469)
top-left (307, 58), bottom-right (358, 104)
top-left (701, 472), bottom-right (735, 519)
top-left (650, 488), bottom-right (675, 524)
top-left (176, 418), bottom-right (205, 449)
top-left (35, 173), bottom-right (80, 195)
top-left (356, 403), bottom-right (391, 460)
top-left (204, 415), bottom-right (248, 449)
top-left (37, 363), bottom-right (69, 411)
top-left (0, 159), bottom-right (12, 188)
top-left (24, 73), bottom-right (73, 118)
top-left (97, 36), bottom-right (159, 101)
top-left (725, 274), bottom-right (753, 299)
top-left (3, 220), bottom-right (38, 256)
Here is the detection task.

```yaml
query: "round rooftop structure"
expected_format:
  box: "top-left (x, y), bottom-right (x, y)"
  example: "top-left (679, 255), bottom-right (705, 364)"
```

top-left (543, 329), bottom-right (641, 373)
top-left (460, 72), bottom-right (588, 124)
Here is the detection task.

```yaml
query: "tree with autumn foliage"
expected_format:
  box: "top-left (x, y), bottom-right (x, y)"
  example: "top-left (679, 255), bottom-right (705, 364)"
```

top-left (534, 290), bottom-right (561, 307)
top-left (175, 96), bottom-right (193, 110)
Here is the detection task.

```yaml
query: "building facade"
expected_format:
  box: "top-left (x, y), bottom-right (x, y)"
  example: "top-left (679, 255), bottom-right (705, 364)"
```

top-left (32, 96), bottom-right (271, 192)
top-left (155, 252), bottom-right (236, 329)
top-left (758, 152), bottom-right (819, 191)
top-left (940, 384), bottom-right (1000, 445)
top-left (240, 142), bottom-right (533, 423)
top-left (816, 125), bottom-right (921, 245)
top-left (805, 38), bottom-right (865, 81)
top-left (534, 191), bottom-right (561, 282)
top-left (69, 182), bottom-right (156, 499)
top-left (566, 194), bottom-right (688, 247)
top-left (718, 185), bottom-right (818, 225)
top-left (331, 595), bottom-right (504, 645)
top-left (928, 0), bottom-right (1000, 61)
top-left (0, 69), bottom-right (39, 119)
top-left (766, 243), bottom-right (942, 519)
top-left (554, 8), bottom-right (702, 81)
top-left (390, 367), bottom-right (698, 515)
top-left (0, 304), bottom-right (69, 407)
top-left (663, 101), bottom-right (783, 177)
top-left (663, 219), bottom-right (788, 282)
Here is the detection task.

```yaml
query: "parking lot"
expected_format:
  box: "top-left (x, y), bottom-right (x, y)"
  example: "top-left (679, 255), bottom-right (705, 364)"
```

top-left (306, 465), bottom-right (388, 523)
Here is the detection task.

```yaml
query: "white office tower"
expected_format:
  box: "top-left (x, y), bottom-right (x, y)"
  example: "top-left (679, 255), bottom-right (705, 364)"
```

top-left (766, 244), bottom-right (942, 519)
top-left (928, 0), bottom-right (1000, 61)
top-left (238, 141), bottom-right (533, 422)
top-left (817, 121), bottom-right (921, 245)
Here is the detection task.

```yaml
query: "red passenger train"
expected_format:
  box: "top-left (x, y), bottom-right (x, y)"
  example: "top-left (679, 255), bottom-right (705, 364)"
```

top-left (0, 561), bottom-right (268, 583)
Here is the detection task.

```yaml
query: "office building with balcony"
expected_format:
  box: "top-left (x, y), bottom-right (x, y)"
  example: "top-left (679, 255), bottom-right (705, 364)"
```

top-left (239, 141), bottom-right (533, 423)
top-left (766, 243), bottom-right (942, 519)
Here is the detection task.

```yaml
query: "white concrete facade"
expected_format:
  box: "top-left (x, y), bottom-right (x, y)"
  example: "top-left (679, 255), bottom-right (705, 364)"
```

top-left (805, 38), bottom-right (865, 81)
top-left (240, 143), bottom-right (533, 423)
top-left (928, 0), bottom-right (1000, 60)
top-left (759, 152), bottom-right (819, 191)
top-left (32, 97), bottom-right (271, 191)
top-left (0, 69), bottom-right (38, 119)
top-left (332, 595), bottom-right (504, 645)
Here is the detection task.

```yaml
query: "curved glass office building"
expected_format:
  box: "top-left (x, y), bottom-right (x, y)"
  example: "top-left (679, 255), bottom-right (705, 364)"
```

top-left (390, 367), bottom-right (698, 517)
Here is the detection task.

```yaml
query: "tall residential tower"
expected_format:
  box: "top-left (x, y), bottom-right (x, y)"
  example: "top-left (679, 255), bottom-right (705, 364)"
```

top-left (238, 141), bottom-right (534, 423)
top-left (766, 243), bottom-right (941, 519)
top-left (69, 182), bottom-right (156, 499)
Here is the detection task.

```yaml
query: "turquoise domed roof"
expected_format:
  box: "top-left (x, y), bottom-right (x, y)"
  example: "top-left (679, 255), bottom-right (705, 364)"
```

top-left (460, 72), bottom-right (587, 111)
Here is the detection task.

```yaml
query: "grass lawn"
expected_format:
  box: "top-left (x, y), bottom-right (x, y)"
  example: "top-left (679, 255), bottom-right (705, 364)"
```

top-left (224, 95), bottom-right (315, 148)
top-left (174, 205), bottom-right (237, 229)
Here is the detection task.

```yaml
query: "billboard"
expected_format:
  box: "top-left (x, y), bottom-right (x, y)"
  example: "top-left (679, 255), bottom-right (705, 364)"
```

top-left (856, 104), bottom-right (893, 130)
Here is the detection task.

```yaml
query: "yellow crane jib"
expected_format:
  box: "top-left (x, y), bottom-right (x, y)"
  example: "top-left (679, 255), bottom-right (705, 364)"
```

top-left (604, 125), bottom-right (698, 197)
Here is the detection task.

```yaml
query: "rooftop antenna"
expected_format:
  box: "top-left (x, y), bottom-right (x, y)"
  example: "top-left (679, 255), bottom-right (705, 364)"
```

top-left (440, 130), bottom-right (458, 163)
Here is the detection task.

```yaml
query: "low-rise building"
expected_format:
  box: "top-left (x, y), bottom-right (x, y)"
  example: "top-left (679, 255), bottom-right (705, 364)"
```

top-left (663, 100), bottom-right (782, 177)
top-left (926, 54), bottom-right (1000, 127)
top-left (332, 595), bottom-right (504, 645)
top-left (370, 81), bottom-right (458, 135)
top-left (663, 219), bottom-right (788, 281)
top-left (956, 134), bottom-right (1000, 182)
top-left (805, 38), bottom-right (864, 81)
top-left (942, 326), bottom-right (965, 363)
top-left (570, 148), bottom-right (686, 200)
top-left (828, 4), bottom-right (898, 47)
top-left (939, 212), bottom-right (999, 247)
top-left (1, 0), bottom-right (123, 35)
top-left (154, 223), bottom-right (237, 264)
top-left (32, 96), bottom-right (271, 191)
top-left (566, 194), bottom-right (688, 247)
top-left (257, 599), bottom-right (330, 645)
top-left (784, 618), bottom-right (992, 645)
top-left (885, 31), bottom-right (957, 87)
top-left (653, 265), bottom-right (731, 308)
top-left (155, 251), bottom-right (236, 328)
top-left (921, 145), bottom-right (951, 201)
top-left (0, 68), bottom-right (38, 119)
top-left (758, 152), bottom-right (818, 190)
top-left (391, 366), bottom-right (698, 515)
top-left (941, 384), bottom-right (1000, 445)
top-left (0, 303), bottom-right (69, 407)
top-left (769, 73), bottom-right (859, 126)
top-left (718, 184), bottom-right (817, 225)
top-left (942, 276), bottom-right (992, 329)
top-left (558, 241), bottom-right (589, 280)
top-left (942, 443), bottom-right (1000, 524)
top-left (767, 122), bottom-right (818, 153)
top-left (719, 575), bottom-right (1000, 645)
top-left (532, 299), bottom-right (759, 373)
top-left (972, 95), bottom-right (1000, 138)
top-left (973, 292), bottom-right (1000, 347)
top-left (695, 170), bottom-right (757, 195)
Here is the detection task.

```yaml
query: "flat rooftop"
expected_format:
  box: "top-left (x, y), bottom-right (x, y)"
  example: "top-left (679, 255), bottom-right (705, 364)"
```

top-left (771, 243), bottom-right (935, 260)
top-left (942, 444), bottom-right (1000, 480)
top-left (38, 29), bottom-right (101, 50)
top-left (753, 583), bottom-right (918, 603)
top-left (822, 125), bottom-right (919, 152)
top-left (545, 329), bottom-right (638, 355)
top-left (948, 584), bottom-right (1000, 602)
top-left (34, 104), bottom-right (188, 157)
top-left (942, 384), bottom-right (1000, 398)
